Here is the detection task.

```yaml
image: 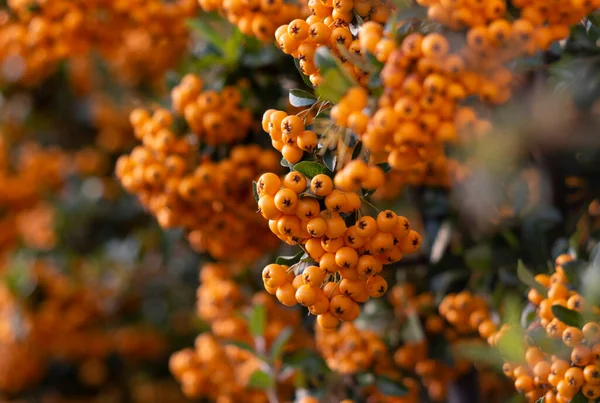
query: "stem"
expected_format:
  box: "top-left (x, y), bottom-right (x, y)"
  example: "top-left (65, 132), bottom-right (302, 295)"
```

top-left (328, 277), bottom-right (342, 298)
top-left (360, 197), bottom-right (381, 213)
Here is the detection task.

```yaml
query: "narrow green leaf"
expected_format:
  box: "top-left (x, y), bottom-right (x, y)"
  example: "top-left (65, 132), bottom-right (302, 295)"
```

top-left (185, 18), bottom-right (226, 52)
top-left (252, 181), bottom-right (259, 203)
top-left (377, 162), bottom-right (392, 173)
top-left (270, 326), bottom-right (293, 362)
top-left (517, 260), bottom-right (548, 298)
top-left (536, 397), bottom-right (545, 403)
top-left (375, 376), bottom-right (408, 396)
top-left (247, 370), bottom-right (274, 389)
top-left (294, 58), bottom-right (314, 89)
top-left (227, 340), bottom-right (255, 354)
top-left (351, 141), bottom-right (363, 160)
top-left (276, 251), bottom-right (304, 266)
top-left (521, 304), bottom-right (537, 329)
top-left (289, 89), bottom-right (317, 107)
top-left (293, 161), bottom-right (333, 179)
top-left (249, 304), bottom-right (266, 338)
top-left (551, 305), bottom-right (584, 328)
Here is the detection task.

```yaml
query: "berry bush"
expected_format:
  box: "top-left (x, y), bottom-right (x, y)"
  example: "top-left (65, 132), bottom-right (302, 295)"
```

top-left (0, 0), bottom-right (600, 402)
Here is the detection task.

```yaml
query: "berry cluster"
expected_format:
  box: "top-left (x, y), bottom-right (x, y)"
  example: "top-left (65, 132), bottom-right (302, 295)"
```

top-left (170, 334), bottom-right (271, 402)
top-left (496, 254), bottom-right (600, 403)
top-left (262, 109), bottom-right (318, 164)
top-left (389, 285), bottom-right (502, 402)
top-left (0, 258), bottom-right (168, 393)
top-left (0, 139), bottom-right (68, 256)
top-left (257, 166), bottom-right (421, 327)
top-left (171, 75), bottom-right (253, 145)
top-left (0, 0), bottom-right (197, 86)
top-left (314, 322), bottom-right (420, 403)
top-left (198, 0), bottom-right (307, 42)
top-left (275, 0), bottom-right (392, 86)
top-left (117, 75), bottom-right (280, 262)
top-left (171, 263), bottom-right (308, 401)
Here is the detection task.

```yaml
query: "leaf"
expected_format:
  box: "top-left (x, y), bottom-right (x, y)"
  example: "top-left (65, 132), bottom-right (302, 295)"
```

top-left (521, 303), bottom-right (537, 329)
top-left (252, 181), bottom-right (259, 203)
top-left (464, 243), bottom-right (492, 272)
top-left (351, 141), bottom-right (363, 160)
top-left (289, 89), bottom-right (317, 107)
top-left (551, 305), bottom-right (584, 328)
top-left (270, 327), bottom-right (293, 362)
top-left (249, 304), bottom-right (266, 338)
top-left (293, 161), bottom-right (333, 179)
top-left (322, 149), bottom-right (337, 172)
top-left (185, 18), bottom-right (226, 53)
top-left (228, 340), bottom-right (255, 354)
top-left (247, 370), bottom-right (274, 389)
top-left (356, 372), bottom-right (375, 387)
top-left (276, 251), bottom-right (304, 266)
top-left (280, 157), bottom-right (291, 168)
top-left (314, 47), bottom-right (357, 102)
top-left (293, 58), bottom-right (314, 89)
top-left (570, 391), bottom-right (587, 403)
top-left (374, 376), bottom-right (408, 397)
top-left (560, 259), bottom-right (587, 285)
top-left (401, 311), bottom-right (425, 342)
top-left (453, 341), bottom-right (504, 368)
top-left (536, 397), bottom-right (545, 403)
top-left (377, 162), bottom-right (391, 173)
top-left (517, 260), bottom-right (548, 298)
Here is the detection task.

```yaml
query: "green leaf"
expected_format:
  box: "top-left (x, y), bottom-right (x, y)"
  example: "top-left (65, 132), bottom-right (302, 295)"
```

top-left (401, 311), bottom-right (425, 343)
top-left (453, 341), bottom-right (504, 368)
top-left (252, 181), bottom-right (259, 203)
top-left (517, 260), bottom-right (548, 298)
top-left (570, 391), bottom-right (587, 403)
top-left (356, 372), bottom-right (375, 387)
top-left (351, 141), bottom-right (363, 160)
top-left (293, 161), bottom-right (333, 179)
top-left (185, 18), bottom-right (226, 53)
top-left (294, 58), bottom-right (314, 88)
top-left (227, 340), bottom-right (255, 354)
top-left (247, 370), bottom-right (274, 389)
top-left (314, 47), bottom-right (357, 102)
top-left (275, 251), bottom-right (304, 266)
top-left (249, 304), bottom-right (266, 338)
top-left (551, 305), bottom-right (584, 328)
top-left (377, 162), bottom-right (392, 173)
top-left (270, 326), bottom-right (293, 362)
top-left (521, 304), bottom-right (537, 329)
top-left (374, 376), bottom-right (408, 396)
top-left (289, 89), bottom-right (317, 107)
top-left (560, 259), bottom-right (587, 285)
top-left (535, 397), bottom-right (545, 403)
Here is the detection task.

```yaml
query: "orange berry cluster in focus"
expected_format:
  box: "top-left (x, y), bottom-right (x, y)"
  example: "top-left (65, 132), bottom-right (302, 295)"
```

top-left (257, 167), bottom-right (421, 327)
top-left (275, 0), bottom-right (392, 86)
